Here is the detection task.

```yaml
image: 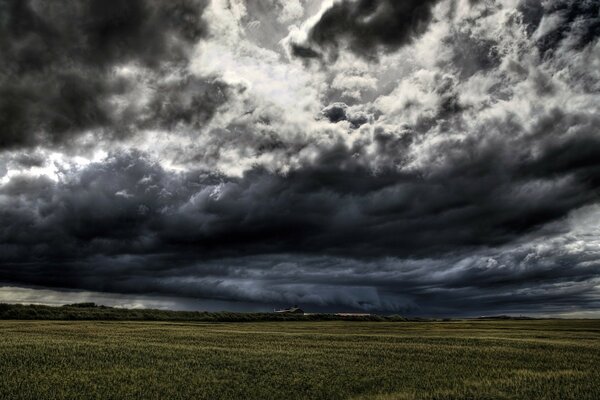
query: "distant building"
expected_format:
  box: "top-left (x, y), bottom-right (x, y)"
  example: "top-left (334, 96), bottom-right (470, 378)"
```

top-left (274, 305), bottom-right (304, 314)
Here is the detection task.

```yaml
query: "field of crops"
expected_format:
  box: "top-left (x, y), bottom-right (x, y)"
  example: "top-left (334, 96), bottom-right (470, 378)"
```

top-left (1, 320), bottom-right (599, 399)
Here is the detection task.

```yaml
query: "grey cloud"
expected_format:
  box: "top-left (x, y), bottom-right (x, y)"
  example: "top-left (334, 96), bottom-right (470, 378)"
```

top-left (143, 75), bottom-right (233, 130)
top-left (321, 103), bottom-right (369, 128)
top-left (0, 0), bottom-right (212, 149)
top-left (2, 234), bottom-right (599, 315)
top-left (442, 26), bottom-right (501, 79)
top-left (291, 43), bottom-right (322, 59)
top-left (1, 115), bottom-right (599, 313)
top-left (532, 0), bottom-right (600, 55)
top-left (518, 0), bottom-right (545, 36)
top-left (4, 90), bottom-right (600, 259)
top-left (11, 152), bottom-right (46, 168)
top-left (1, 0), bottom-right (600, 316)
top-left (294, 0), bottom-right (440, 59)
top-left (242, 0), bottom-right (309, 53)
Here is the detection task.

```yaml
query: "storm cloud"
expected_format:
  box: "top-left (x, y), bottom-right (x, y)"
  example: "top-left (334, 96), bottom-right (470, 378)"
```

top-left (1, 0), bottom-right (600, 315)
top-left (293, 0), bottom-right (441, 59)
top-left (0, 0), bottom-right (216, 149)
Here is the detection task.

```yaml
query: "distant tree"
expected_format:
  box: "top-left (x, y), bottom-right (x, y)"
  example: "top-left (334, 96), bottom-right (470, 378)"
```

top-left (62, 302), bottom-right (98, 308)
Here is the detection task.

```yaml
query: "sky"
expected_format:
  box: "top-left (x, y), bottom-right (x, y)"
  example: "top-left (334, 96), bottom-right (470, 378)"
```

top-left (1, 0), bottom-right (600, 317)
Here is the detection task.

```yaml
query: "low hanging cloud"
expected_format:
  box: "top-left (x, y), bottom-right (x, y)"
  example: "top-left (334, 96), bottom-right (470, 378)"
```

top-left (1, 133), bottom-right (600, 315)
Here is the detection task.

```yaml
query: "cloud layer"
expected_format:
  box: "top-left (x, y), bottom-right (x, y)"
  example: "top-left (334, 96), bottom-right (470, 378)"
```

top-left (1, 0), bottom-right (599, 315)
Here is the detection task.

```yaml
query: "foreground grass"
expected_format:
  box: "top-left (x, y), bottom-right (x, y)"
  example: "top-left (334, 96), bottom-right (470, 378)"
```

top-left (0, 320), bottom-right (599, 399)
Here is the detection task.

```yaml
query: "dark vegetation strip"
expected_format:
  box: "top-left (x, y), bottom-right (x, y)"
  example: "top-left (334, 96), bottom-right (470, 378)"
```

top-left (0, 303), bottom-right (416, 322)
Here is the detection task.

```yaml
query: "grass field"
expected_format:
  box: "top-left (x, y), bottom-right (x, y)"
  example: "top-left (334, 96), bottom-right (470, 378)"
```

top-left (1, 320), bottom-right (599, 399)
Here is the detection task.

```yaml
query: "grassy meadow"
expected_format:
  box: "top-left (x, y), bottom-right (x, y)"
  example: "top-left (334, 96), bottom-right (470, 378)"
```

top-left (0, 320), bottom-right (599, 399)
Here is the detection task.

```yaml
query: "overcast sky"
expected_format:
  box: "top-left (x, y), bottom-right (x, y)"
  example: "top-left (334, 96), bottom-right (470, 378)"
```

top-left (1, 0), bottom-right (599, 316)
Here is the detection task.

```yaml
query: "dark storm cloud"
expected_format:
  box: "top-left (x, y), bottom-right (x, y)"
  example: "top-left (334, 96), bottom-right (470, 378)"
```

top-left (143, 75), bottom-right (232, 130)
top-left (521, 0), bottom-right (600, 55)
top-left (0, 0), bottom-right (212, 149)
top-left (2, 239), bottom-right (599, 315)
top-left (517, 0), bottom-right (545, 36)
top-left (11, 152), bottom-right (45, 168)
top-left (442, 27), bottom-right (500, 79)
top-left (321, 103), bottom-right (369, 128)
top-left (290, 43), bottom-right (322, 59)
top-left (294, 0), bottom-right (440, 59)
top-left (1, 0), bottom-right (600, 316)
top-left (2, 99), bottom-right (600, 312)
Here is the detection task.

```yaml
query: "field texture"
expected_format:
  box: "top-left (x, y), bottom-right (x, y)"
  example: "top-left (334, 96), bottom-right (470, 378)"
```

top-left (1, 320), bottom-right (599, 400)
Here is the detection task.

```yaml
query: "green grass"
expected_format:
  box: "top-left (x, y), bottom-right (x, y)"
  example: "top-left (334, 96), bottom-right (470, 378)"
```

top-left (1, 320), bottom-right (599, 399)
